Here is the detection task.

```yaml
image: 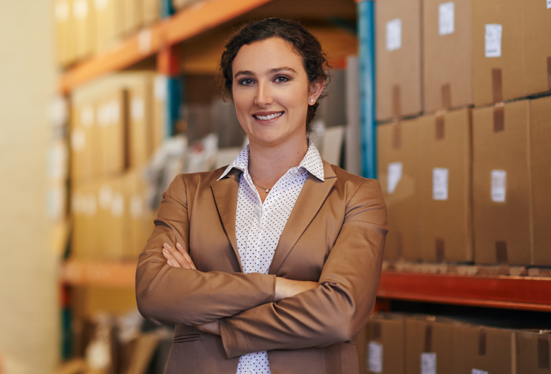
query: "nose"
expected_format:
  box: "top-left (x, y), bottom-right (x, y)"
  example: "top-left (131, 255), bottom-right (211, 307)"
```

top-left (254, 80), bottom-right (273, 107)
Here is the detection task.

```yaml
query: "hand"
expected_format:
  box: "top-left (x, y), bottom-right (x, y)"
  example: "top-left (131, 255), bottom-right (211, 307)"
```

top-left (195, 320), bottom-right (221, 336)
top-left (274, 278), bottom-right (318, 301)
top-left (162, 242), bottom-right (196, 270)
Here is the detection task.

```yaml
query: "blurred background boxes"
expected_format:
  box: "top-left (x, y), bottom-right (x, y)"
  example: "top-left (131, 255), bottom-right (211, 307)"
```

top-left (376, 0), bottom-right (422, 121)
top-left (360, 314), bottom-right (406, 374)
top-left (516, 330), bottom-right (551, 374)
top-left (472, 100), bottom-right (531, 265)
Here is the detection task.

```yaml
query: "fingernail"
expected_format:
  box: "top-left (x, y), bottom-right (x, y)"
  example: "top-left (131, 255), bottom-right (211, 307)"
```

top-left (162, 248), bottom-right (168, 255)
top-left (176, 243), bottom-right (183, 250)
top-left (163, 243), bottom-right (171, 249)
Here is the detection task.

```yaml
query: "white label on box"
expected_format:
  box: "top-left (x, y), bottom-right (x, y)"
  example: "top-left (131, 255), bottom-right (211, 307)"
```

top-left (368, 342), bottom-right (383, 373)
top-left (387, 162), bottom-right (403, 194)
top-left (472, 370), bottom-right (488, 374)
top-left (439, 2), bottom-right (455, 35)
top-left (138, 30), bottom-right (153, 55)
top-left (48, 143), bottom-right (68, 180)
top-left (433, 168), bottom-right (449, 200)
top-left (421, 353), bottom-right (437, 374)
top-left (81, 104), bottom-right (95, 128)
top-left (491, 170), bottom-right (507, 202)
top-left (94, 0), bottom-right (108, 11)
top-left (71, 129), bottom-right (86, 151)
top-left (74, 0), bottom-right (88, 19)
top-left (47, 187), bottom-right (64, 220)
top-left (548, 0), bottom-right (551, 9)
top-left (154, 76), bottom-right (167, 100)
top-left (49, 95), bottom-right (68, 127)
top-left (111, 194), bottom-right (125, 217)
top-left (131, 97), bottom-right (145, 121)
top-left (55, 0), bottom-right (70, 22)
top-left (386, 19), bottom-right (402, 51)
top-left (485, 24), bottom-right (503, 58)
top-left (131, 196), bottom-right (144, 218)
top-left (98, 185), bottom-right (113, 209)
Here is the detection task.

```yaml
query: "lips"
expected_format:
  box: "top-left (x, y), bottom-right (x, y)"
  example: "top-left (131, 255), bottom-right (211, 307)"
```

top-left (253, 111), bottom-right (284, 121)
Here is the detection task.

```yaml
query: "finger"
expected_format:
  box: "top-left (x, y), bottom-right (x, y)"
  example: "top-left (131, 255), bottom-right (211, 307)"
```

top-left (176, 243), bottom-right (196, 270)
top-left (163, 243), bottom-right (193, 269)
top-left (162, 244), bottom-right (181, 268)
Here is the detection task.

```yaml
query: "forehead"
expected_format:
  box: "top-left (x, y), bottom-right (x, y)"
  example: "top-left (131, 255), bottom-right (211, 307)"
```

top-left (232, 37), bottom-right (305, 74)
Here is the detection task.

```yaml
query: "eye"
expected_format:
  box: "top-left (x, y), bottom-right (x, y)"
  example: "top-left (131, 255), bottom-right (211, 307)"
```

top-left (238, 78), bottom-right (255, 86)
top-left (274, 75), bottom-right (290, 83)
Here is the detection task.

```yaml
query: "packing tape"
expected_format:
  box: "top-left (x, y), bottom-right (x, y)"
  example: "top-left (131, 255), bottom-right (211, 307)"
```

top-left (392, 123), bottom-right (402, 149)
top-left (371, 321), bottom-right (382, 340)
top-left (478, 328), bottom-right (487, 356)
top-left (538, 334), bottom-right (550, 370)
top-left (492, 69), bottom-right (503, 103)
top-left (392, 85), bottom-right (401, 117)
top-left (436, 238), bottom-right (445, 262)
top-left (435, 116), bottom-right (445, 140)
top-left (493, 106), bottom-right (505, 133)
top-left (441, 84), bottom-right (451, 110)
top-left (495, 241), bottom-right (508, 264)
top-left (424, 323), bottom-right (433, 352)
top-left (547, 57), bottom-right (551, 91)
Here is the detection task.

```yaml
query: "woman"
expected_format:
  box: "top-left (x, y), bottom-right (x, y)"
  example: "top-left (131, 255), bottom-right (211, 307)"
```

top-left (136, 18), bottom-right (387, 374)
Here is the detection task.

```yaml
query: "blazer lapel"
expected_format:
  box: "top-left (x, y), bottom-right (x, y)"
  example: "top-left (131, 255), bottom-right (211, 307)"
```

top-left (268, 161), bottom-right (337, 274)
top-left (210, 169), bottom-right (243, 272)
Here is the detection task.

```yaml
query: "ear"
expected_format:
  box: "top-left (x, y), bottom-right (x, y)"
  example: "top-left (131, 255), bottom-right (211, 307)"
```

top-left (308, 77), bottom-right (325, 105)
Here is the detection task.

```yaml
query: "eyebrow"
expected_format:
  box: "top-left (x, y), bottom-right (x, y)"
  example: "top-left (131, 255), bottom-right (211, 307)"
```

top-left (234, 67), bottom-right (297, 78)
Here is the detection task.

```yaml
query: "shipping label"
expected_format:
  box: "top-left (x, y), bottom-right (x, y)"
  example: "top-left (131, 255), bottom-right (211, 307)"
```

top-left (368, 341), bottom-right (383, 373)
top-left (485, 24), bottom-right (503, 58)
top-left (74, 0), bottom-right (89, 19)
top-left (131, 97), bottom-right (145, 121)
top-left (472, 370), bottom-right (488, 374)
top-left (421, 353), bottom-right (437, 374)
top-left (55, 0), bottom-right (70, 22)
top-left (491, 170), bottom-right (507, 202)
top-left (439, 2), bottom-right (455, 35)
top-left (71, 129), bottom-right (86, 152)
top-left (433, 168), bottom-right (449, 200)
top-left (387, 162), bottom-right (403, 194)
top-left (386, 19), bottom-right (402, 51)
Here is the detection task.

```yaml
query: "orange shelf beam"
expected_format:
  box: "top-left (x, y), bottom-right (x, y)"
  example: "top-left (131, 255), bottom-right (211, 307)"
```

top-left (59, 0), bottom-right (273, 93)
top-left (377, 271), bottom-right (551, 312)
top-left (62, 260), bottom-right (137, 288)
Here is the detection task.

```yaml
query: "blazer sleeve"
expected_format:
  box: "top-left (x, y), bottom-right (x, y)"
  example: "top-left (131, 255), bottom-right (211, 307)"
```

top-left (135, 174), bottom-right (276, 326)
top-left (219, 179), bottom-right (387, 358)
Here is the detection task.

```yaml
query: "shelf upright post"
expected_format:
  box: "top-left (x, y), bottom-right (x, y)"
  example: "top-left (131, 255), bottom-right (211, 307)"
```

top-left (357, 0), bottom-right (377, 179)
top-left (158, 0), bottom-right (182, 138)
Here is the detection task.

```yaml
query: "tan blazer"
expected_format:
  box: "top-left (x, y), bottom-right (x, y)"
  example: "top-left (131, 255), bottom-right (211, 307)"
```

top-left (136, 160), bottom-right (387, 374)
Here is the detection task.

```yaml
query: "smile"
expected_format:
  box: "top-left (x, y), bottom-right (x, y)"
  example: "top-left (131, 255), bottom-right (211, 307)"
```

top-left (253, 112), bottom-right (284, 121)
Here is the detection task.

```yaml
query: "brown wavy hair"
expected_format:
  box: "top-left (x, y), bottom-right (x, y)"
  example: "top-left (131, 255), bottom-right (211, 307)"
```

top-left (219, 18), bottom-right (330, 133)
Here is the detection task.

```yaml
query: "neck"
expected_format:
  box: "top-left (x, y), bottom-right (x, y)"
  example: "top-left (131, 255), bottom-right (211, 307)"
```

top-left (248, 136), bottom-right (309, 187)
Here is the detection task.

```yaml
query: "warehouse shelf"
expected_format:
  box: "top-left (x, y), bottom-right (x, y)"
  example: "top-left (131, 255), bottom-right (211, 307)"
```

top-left (61, 259), bottom-right (137, 288)
top-left (377, 271), bottom-right (551, 313)
top-left (59, 0), bottom-right (357, 92)
top-left (61, 260), bottom-right (551, 313)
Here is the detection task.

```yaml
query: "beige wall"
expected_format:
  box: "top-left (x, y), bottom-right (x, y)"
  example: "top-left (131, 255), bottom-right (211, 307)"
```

top-left (0, 1), bottom-right (59, 374)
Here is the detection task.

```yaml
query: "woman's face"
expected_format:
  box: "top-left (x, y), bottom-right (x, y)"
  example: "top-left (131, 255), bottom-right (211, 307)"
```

top-left (231, 37), bottom-right (323, 148)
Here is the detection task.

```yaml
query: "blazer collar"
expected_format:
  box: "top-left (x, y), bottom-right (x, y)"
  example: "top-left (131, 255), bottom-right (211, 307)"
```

top-left (210, 161), bottom-right (337, 274)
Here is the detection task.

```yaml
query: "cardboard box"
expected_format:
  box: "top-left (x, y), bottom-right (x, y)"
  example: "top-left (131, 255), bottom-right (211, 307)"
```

top-left (71, 101), bottom-right (100, 182)
top-left (94, 0), bottom-right (124, 52)
top-left (405, 317), bottom-right (456, 374)
top-left (73, 0), bottom-right (95, 60)
top-left (55, 0), bottom-right (77, 65)
top-left (97, 176), bottom-right (129, 260)
top-left (123, 0), bottom-right (143, 36)
top-left (516, 330), bottom-right (551, 374)
top-left (522, 1), bottom-right (551, 98)
top-left (423, 0), bottom-right (473, 113)
top-left (128, 79), bottom-right (153, 168)
top-left (152, 75), bottom-right (167, 151)
top-left (472, 100), bottom-right (531, 265)
top-left (172, 0), bottom-right (202, 11)
top-left (454, 324), bottom-right (513, 374)
top-left (360, 314), bottom-right (406, 374)
top-left (376, 0), bottom-right (422, 120)
top-left (471, 0), bottom-right (525, 106)
top-left (529, 96), bottom-right (551, 265)
top-left (377, 120), bottom-right (421, 261)
top-left (125, 169), bottom-right (154, 260)
top-left (142, 0), bottom-right (161, 26)
top-left (418, 108), bottom-right (473, 263)
top-left (97, 89), bottom-right (128, 177)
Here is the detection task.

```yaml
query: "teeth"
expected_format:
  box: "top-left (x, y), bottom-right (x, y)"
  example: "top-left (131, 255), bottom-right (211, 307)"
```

top-left (255, 112), bottom-right (283, 120)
